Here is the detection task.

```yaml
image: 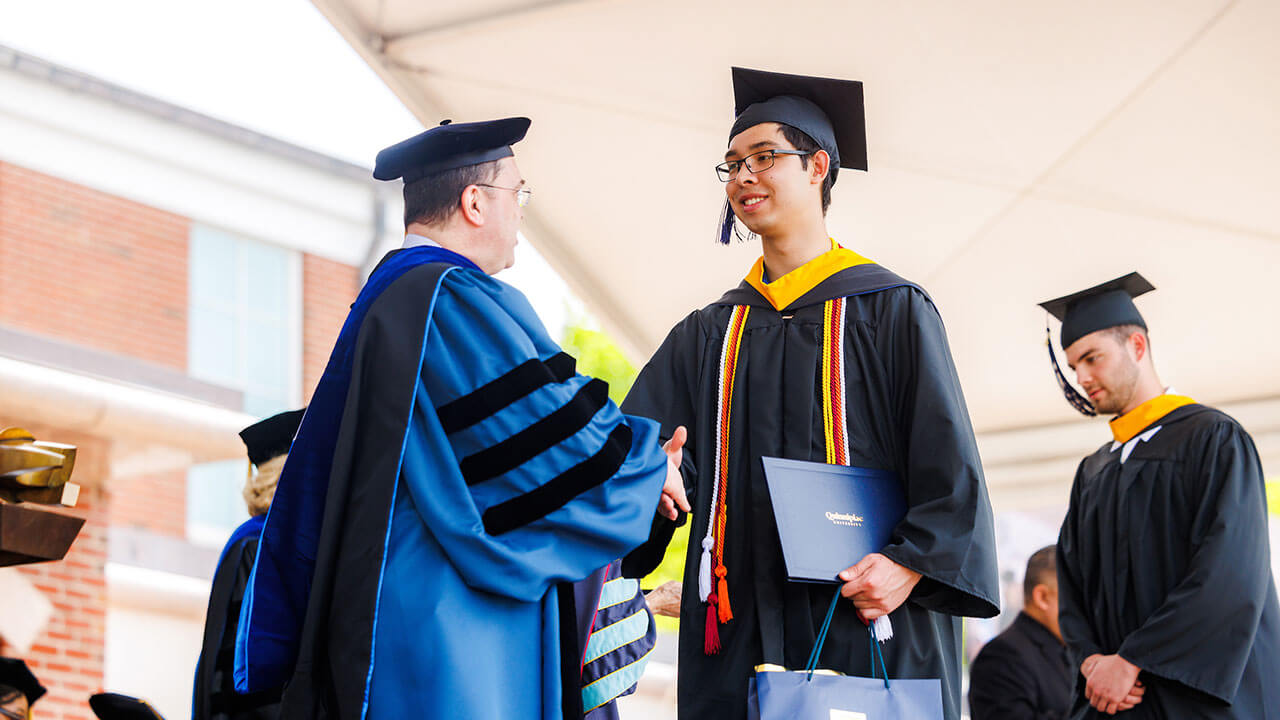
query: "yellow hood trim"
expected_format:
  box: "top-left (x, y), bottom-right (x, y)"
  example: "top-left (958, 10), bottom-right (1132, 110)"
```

top-left (744, 240), bottom-right (874, 311)
top-left (1109, 394), bottom-right (1196, 443)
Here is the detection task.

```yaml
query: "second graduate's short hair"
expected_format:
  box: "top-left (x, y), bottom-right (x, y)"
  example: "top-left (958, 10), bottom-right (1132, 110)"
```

top-left (778, 124), bottom-right (834, 215)
top-left (1104, 323), bottom-right (1149, 348)
top-left (1023, 545), bottom-right (1057, 600)
top-left (403, 159), bottom-right (501, 227)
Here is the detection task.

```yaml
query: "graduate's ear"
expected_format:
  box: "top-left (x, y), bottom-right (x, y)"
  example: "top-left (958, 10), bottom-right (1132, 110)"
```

top-left (458, 184), bottom-right (486, 227)
top-left (810, 149), bottom-right (831, 187)
top-left (1128, 329), bottom-right (1149, 363)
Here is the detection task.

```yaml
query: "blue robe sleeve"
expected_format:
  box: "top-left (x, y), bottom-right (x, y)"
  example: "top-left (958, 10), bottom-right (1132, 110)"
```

top-left (404, 270), bottom-right (669, 601)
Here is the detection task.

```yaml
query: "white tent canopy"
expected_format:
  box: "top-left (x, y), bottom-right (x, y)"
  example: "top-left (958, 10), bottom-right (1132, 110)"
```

top-left (313, 0), bottom-right (1280, 507)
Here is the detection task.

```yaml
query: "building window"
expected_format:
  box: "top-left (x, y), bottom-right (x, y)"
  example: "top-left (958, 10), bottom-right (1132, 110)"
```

top-left (186, 225), bottom-right (301, 545)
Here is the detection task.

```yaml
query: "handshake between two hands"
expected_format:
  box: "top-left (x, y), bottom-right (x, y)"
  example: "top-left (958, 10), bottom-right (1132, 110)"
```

top-left (1081, 653), bottom-right (1145, 715)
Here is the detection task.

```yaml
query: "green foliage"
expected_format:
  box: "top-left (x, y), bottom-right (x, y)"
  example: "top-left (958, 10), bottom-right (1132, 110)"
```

top-left (559, 322), bottom-right (638, 404)
top-left (645, 523), bottom-right (690, 633)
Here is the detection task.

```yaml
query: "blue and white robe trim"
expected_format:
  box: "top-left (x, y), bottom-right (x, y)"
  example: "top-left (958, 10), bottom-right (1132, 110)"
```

top-left (582, 570), bottom-right (656, 712)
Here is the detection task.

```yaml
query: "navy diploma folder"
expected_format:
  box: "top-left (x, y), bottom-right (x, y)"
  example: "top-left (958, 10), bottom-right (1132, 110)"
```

top-left (761, 457), bottom-right (906, 584)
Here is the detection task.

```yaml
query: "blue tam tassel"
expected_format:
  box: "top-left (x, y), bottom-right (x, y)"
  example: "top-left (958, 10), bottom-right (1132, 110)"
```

top-left (717, 199), bottom-right (735, 245)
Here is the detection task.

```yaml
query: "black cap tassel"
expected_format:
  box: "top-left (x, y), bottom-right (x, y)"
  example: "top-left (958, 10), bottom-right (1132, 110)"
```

top-left (1047, 320), bottom-right (1097, 417)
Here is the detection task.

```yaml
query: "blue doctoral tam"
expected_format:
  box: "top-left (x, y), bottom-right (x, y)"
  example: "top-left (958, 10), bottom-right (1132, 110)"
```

top-left (373, 117), bottom-right (531, 183)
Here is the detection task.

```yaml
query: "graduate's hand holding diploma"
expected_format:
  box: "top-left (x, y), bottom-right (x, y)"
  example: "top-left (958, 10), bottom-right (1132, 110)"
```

top-left (837, 553), bottom-right (922, 621)
top-left (658, 426), bottom-right (691, 521)
top-left (1081, 653), bottom-right (1144, 714)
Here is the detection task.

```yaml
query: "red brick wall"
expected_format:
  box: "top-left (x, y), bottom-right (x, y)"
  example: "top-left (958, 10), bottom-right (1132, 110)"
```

top-left (0, 423), bottom-right (110, 720)
top-left (0, 162), bottom-right (189, 370)
top-left (15, 488), bottom-right (108, 720)
top-left (105, 469), bottom-right (187, 538)
top-left (302, 253), bottom-right (359, 402)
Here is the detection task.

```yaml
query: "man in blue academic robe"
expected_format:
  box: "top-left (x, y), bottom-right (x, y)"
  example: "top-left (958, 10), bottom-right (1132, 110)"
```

top-left (233, 117), bottom-right (687, 719)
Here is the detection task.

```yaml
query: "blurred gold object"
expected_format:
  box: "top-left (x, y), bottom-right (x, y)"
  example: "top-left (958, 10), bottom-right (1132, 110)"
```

top-left (0, 428), bottom-right (85, 565)
top-left (0, 428), bottom-right (80, 507)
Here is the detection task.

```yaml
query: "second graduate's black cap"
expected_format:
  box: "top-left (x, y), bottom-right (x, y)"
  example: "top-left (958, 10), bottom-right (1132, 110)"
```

top-left (89, 693), bottom-right (165, 720)
top-left (1039, 272), bottom-right (1155, 349)
top-left (0, 657), bottom-right (45, 705)
top-left (373, 117), bottom-right (531, 184)
top-left (239, 408), bottom-right (305, 468)
top-left (729, 67), bottom-right (868, 184)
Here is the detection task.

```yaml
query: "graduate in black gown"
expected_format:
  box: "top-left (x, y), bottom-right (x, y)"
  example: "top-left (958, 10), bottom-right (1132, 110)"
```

top-left (192, 409), bottom-right (302, 720)
top-left (620, 67), bottom-right (999, 720)
top-left (1042, 273), bottom-right (1280, 718)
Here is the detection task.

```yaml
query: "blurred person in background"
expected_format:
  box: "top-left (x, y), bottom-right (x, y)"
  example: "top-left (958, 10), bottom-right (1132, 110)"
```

top-left (192, 409), bottom-right (303, 720)
top-left (969, 545), bottom-right (1072, 719)
top-left (90, 692), bottom-right (166, 719)
top-left (0, 658), bottom-right (44, 720)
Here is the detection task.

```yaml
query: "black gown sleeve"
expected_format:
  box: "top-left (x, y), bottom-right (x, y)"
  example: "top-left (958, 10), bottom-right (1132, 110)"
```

top-left (1116, 421), bottom-right (1271, 704)
top-left (1055, 461), bottom-right (1103, 674)
top-left (619, 312), bottom-right (705, 578)
top-left (876, 288), bottom-right (1000, 618)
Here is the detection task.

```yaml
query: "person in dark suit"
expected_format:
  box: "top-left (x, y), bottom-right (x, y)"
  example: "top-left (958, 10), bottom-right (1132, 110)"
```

top-left (969, 545), bottom-right (1073, 719)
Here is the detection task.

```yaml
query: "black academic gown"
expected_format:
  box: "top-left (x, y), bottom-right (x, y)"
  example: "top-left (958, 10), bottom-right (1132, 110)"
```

top-left (1057, 403), bottom-right (1280, 718)
top-left (621, 264), bottom-right (1000, 720)
top-left (194, 516), bottom-right (280, 720)
top-left (969, 612), bottom-right (1073, 720)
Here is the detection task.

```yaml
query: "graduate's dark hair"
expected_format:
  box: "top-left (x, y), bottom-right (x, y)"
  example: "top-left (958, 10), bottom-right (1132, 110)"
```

top-left (402, 159), bottom-right (501, 227)
top-left (1023, 545), bottom-right (1057, 601)
top-left (778, 124), bottom-right (834, 215)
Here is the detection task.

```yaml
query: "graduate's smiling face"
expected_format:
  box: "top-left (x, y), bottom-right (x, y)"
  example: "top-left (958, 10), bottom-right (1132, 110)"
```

top-left (723, 123), bottom-right (828, 236)
top-left (1065, 329), bottom-right (1142, 415)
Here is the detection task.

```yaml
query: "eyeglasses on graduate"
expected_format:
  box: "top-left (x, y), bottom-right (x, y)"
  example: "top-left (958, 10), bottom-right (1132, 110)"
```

top-left (715, 149), bottom-right (811, 182)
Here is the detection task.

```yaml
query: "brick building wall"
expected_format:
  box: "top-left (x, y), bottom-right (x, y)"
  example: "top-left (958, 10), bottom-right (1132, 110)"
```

top-left (0, 159), bottom-right (364, 718)
top-left (0, 162), bottom-right (190, 371)
top-left (106, 469), bottom-right (188, 539)
top-left (302, 253), bottom-right (360, 402)
top-left (0, 422), bottom-right (110, 720)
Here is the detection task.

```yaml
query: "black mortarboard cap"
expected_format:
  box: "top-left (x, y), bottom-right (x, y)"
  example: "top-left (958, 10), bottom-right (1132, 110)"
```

top-left (729, 67), bottom-right (868, 185)
top-left (89, 693), bottom-right (165, 720)
top-left (0, 658), bottom-right (45, 705)
top-left (372, 117), bottom-right (531, 183)
top-left (1039, 272), bottom-right (1155, 349)
top-left (238, 408), bottom-right (305, 468)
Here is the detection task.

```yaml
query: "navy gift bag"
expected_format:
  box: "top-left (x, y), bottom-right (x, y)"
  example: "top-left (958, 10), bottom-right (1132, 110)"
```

top-left (747, 588), bottom-right (944, 719)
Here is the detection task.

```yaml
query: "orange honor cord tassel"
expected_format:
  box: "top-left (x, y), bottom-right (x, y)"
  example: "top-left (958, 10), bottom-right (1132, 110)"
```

top-left (715, 564), bottom-right (733, 623)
